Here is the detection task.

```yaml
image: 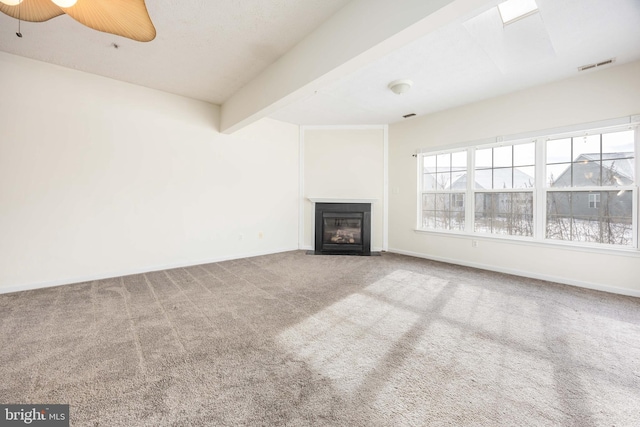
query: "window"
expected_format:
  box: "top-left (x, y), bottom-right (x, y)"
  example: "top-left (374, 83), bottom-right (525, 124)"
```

top-left (453, 194), bottom-right (465, 208)
top-left (475, 142), bottom-right (535, 189)
top-left (417, 122), bottom-right (637, 249)
top-left (475, 192), bottom-right (533, 236)
top-left (497, 0), bottom-right (538, 25)
top-left (474, 142), bottom-right (535, 237)
top-left (546, 131), bottom-right (635, 187)
top-left (420, 150), bottom-right (467, 231)
top-left (546, 129), bottom-right (635, 246)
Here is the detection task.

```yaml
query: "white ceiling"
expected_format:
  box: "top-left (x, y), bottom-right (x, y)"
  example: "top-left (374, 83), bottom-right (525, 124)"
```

top-left (271, 0), bottom-right (640, 125)
top-left (0, 0), bottom-right (350, 104)
top-left (1, 0), bottom-right (639, 127)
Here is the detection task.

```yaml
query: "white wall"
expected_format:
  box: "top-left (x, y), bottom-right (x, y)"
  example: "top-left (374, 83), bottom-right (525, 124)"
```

top-left (302, 128), bottom-right (386, 251)
top-left (388, 60), bottom-right (640, 296)
top-left (0, 52), bottom-right (300, 293)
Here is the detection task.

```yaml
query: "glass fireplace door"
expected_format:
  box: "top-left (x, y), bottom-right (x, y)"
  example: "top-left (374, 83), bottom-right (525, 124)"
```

top-left (322, 214), bottom-right (363, 245)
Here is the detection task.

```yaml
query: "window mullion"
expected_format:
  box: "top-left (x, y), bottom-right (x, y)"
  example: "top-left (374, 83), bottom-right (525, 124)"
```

top-left (633, 187), bottom-right (638, 249)
top-left (417, 154), bottom-right (423, 230)
top-left (466, 148), bottom-right (474, 233)
top-left (635, 128), bottom-right (640, 248)
top-left (535, 138), bottom-right (546, 241)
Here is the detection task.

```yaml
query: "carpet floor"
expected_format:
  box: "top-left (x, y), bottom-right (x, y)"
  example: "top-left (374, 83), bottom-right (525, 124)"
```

top-left (1, 251), bottom-right (639, 426)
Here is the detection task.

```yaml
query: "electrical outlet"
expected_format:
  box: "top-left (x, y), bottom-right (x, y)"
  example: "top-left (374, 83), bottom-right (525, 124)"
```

top-left (472, 240), bottom-right (478, 248)
top-left (258, 232), bottom-right (263, 239)
top-left (238, 234), bottom-right (244, 241)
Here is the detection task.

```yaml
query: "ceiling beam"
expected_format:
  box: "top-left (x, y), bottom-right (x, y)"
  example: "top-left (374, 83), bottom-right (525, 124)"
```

top-left (220, 0), bottom-right (491, 134)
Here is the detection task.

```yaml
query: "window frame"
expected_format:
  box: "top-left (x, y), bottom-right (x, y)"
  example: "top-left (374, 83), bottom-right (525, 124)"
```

top-left (416, 119), bottom-right (639, 251)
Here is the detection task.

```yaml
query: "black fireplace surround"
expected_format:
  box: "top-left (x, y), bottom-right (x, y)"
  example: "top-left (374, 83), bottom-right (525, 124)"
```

top-left (314, 202), bottom-right (371, 256)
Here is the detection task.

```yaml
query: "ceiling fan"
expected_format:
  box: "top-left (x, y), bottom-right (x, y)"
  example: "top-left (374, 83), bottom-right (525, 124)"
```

top-left (0, 0), bottom-right (156, 42)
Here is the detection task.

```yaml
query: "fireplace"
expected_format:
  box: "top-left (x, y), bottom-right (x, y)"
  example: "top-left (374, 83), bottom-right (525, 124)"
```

top-left (314, 202), bottom-right (371, 255)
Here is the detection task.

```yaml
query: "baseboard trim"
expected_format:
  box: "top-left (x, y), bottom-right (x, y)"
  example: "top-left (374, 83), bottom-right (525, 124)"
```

top-left (0, 246), bottom-right (299, 295)
top-left (387, 248), bottom-right (640, 298)
top-left (8, 246), bottom-right (636, 298)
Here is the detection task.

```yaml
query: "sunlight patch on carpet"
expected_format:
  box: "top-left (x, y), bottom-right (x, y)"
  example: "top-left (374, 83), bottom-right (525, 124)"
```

top-left (364, 269), bottom-right (448, 310)
top-left (277, 270), bottom-right (433, 393)
top-left (373, 319), bottom-right (558, 425)
top-left (441, 283), bottom-right (547, 352)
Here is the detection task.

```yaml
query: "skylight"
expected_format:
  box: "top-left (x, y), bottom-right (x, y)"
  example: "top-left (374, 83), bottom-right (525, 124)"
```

top-left (497, 0), bottom-right (538, 25)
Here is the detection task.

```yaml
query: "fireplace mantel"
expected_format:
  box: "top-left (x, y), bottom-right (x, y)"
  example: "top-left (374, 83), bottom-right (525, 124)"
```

top-left (307, 197), bottom-right (378, 204)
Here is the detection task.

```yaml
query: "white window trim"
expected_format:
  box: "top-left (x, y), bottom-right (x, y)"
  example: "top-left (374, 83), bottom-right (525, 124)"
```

top-left (545, 185), bottom-right (636, 192)
top-left (413, 227), bottom-right (640, 257)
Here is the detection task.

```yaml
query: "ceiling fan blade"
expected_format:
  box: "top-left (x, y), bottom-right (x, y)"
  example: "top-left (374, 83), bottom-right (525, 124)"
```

top-left (0, 0), bottom-right (63, 22)
top-left (63, 0), bottom-right (156, 42)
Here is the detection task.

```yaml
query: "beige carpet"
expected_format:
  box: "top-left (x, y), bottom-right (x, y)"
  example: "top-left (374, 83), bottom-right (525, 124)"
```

top-left (1, 251), bottom-right (639, 426)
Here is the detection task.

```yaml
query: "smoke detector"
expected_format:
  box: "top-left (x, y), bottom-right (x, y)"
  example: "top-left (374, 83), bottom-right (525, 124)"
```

top-left (388, 79), bottom-right (413, 95)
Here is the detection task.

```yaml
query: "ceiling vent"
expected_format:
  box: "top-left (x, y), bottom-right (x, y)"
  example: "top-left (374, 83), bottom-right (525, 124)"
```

top-left (596, 59), bottom-right (615, 67)
top-left (578, 58), bottom-right (615, 72)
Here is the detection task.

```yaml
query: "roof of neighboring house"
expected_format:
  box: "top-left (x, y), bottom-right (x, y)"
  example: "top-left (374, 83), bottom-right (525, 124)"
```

top-left (577, 153), bottom-right (634, 180)
top-left (551, 152), bottom-right (634, 185)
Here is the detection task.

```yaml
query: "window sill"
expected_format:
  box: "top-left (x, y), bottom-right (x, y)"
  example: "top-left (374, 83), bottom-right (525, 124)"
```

top-left (413, 228), bottom-right (640, 257)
